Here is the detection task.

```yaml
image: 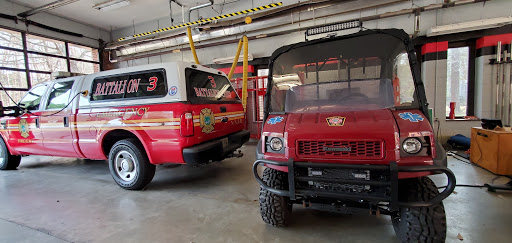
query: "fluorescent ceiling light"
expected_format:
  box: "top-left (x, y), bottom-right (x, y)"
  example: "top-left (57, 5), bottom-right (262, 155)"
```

top-left (93, 0), bottom-right (130, 11)
top-left (427, 17), bottom-right (512, 37)
top-left (213, 54), bottom-right (254, 64)
top-left (18, 0), bottom-right (80, 17)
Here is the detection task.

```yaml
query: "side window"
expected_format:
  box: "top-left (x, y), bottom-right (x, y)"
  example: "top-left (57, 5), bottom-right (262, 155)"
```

top-left (46, 81), bottom-right (74, 110)
top-left (91, 69), bottom-right (166, 101)
top-left (18, 84), bottom-right (48, 110)
top-left (393, 52), bottom-right (416, 107)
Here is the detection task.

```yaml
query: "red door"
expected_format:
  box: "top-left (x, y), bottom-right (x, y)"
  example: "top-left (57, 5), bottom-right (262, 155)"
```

top-left (6, 84), bottom-right (48, 155)
top-left (40, 80), bottom-right (81, 158)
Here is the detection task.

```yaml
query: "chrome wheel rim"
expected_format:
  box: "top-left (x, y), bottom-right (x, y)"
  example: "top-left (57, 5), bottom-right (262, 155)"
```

top-left (114, 151), bottom-right (137, 182)
top-left (0, 146), bottom-right (4, 167)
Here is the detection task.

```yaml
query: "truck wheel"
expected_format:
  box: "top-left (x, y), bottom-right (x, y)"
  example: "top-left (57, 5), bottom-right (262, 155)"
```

top-left (392, 177), bottom-right (446, 243)
top-left (259, 167), bottom-right (292, 226)
top-left (108, 138), bottom-right (155, 190)
top-left (0, 138), bottom-right (21, 170)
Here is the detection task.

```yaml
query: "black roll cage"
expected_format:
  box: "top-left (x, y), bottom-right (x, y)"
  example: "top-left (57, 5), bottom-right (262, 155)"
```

top-left (263, 28), bottom-right (430, 126)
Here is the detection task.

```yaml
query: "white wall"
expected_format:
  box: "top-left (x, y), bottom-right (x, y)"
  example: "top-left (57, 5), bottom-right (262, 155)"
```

top-left (0, 1), bottom-right (110, 48)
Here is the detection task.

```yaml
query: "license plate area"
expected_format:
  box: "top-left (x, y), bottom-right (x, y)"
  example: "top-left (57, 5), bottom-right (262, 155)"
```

top-left (302, 168), bottom-right (377, 193)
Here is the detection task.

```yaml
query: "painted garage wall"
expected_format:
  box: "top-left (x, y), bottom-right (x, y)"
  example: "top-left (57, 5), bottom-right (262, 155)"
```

top-left (111, 0), bottom-right (512, 142)
top-left (0, 1), bottom-right (110, 48)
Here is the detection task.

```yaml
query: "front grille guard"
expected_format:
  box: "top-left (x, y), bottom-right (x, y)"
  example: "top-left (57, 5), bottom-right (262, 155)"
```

top-left (297, 140), bottom-right (383, 159)
top-left (253, 159), bottom-right (456, 211)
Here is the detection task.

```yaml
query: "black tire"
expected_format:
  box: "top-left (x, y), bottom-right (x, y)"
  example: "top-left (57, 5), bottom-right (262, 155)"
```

top-left (259, 167), bottom-right (292, 226)
top-left (392, 177), bottom-right (447, 243)
top-left (0, 137), bottom-right (21, 170)
top-left (108, 138), bottom-right (155, 190)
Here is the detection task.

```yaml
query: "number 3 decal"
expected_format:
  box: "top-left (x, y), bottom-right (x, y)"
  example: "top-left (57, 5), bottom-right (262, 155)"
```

top-left (208, 76), bottom-right (216, 88)
top-left (147, 77), bottom-right (158, 91)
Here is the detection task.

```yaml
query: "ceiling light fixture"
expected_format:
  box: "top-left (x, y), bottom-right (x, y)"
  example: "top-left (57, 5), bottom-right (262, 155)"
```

top-left (18, 0), bottom-right (80, 18)
top-left (213, 54), bottom-right (254, 64)
top-left (93, 0), bottom-right (131, 11)
top-left (427, 17), bottom-right (512, 37)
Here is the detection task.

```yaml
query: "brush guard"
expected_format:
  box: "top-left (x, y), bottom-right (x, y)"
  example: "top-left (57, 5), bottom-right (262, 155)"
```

top-left (253, 159), bottom-right (456, 211)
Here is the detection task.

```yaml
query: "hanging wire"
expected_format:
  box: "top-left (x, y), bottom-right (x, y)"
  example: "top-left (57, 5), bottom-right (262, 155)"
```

top-left (0, 80), bottom-right (85, 117)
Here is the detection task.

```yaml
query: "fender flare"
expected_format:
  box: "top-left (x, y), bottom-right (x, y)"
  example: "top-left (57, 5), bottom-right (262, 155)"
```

top-left (98, 128), bottom-right (155, 164)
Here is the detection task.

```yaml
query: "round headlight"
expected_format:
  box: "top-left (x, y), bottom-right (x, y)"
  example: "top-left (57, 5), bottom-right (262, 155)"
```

top-left (269, 137), bottom-right (283, 151)
top-left (402, 137), bottom-right (422, 154)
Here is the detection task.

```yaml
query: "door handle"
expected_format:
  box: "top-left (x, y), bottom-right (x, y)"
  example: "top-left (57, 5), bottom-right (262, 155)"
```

top-left (63, 117), bottom-right (69, 127)
top-left (35, 118), bottom-right (40, 128)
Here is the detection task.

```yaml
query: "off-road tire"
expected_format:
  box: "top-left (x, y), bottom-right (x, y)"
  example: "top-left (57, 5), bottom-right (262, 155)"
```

top-left (0, 137), bottom-right (21, 170)
top-left (392, 177), bottom-right (447, 243)
top-left (108, 138), bottom-right (155, 190)
top-left (259, 167), bottom-right (292, 226)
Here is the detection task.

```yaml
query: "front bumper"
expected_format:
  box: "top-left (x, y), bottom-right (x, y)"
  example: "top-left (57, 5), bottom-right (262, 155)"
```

top-left (253, 159), bottom-right (456, 211)
top-left (183, 130), bottom-right (250, 165)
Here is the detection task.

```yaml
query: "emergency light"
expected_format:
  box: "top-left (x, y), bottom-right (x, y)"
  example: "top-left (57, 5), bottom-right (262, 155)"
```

top-left (305, 20), bottom-right (361, 37)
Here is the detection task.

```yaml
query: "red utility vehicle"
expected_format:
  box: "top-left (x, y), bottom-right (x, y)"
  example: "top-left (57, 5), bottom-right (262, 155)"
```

top-left (0, 62), bottom-right (249, 190)
top-left (253, 29), bottom-right (455, 242)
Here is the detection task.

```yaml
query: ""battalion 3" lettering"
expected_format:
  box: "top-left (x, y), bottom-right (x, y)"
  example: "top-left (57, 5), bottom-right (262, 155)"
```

top-left (194, 87), bottom-right (231, 98)
top-left (93, 78), bottom-right (140, 96)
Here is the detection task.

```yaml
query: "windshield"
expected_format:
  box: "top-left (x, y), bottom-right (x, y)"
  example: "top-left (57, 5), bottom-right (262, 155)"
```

top-left (270, 33), bottom-right (418, 113)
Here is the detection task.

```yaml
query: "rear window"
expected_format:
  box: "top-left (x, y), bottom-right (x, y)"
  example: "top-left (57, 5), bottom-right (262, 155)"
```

top-left (91, 69), bottom-right (166, 101)
top-left (185, 68), bottom-right (240, 104)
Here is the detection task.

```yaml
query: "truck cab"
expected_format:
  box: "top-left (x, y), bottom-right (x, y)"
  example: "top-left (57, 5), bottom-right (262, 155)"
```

top-left (0, 61), bottom-right (249, 190)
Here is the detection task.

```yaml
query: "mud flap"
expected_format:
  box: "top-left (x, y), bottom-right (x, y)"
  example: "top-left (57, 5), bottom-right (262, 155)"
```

top-left (433, 141), bottom-right (447, 167)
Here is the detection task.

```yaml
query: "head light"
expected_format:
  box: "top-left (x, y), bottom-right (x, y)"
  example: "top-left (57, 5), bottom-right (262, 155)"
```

top-left (402, 137), bottom-right (422, 154)
top-left (269, 137), bottom-right (283, 151)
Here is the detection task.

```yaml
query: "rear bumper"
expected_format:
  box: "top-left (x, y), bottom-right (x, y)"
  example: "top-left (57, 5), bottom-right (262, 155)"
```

top-left (183, 130), bottom-right (250, 165)
top-left (253, 159), bottom-right (456, 211)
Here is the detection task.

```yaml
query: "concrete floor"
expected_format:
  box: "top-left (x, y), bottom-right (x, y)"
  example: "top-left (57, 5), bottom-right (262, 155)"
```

top-left (0, 143), bottom-right (511, 243)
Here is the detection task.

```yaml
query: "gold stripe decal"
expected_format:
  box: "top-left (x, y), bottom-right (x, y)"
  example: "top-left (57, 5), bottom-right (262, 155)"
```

top-left (117, 2), bottom-right (283, 41)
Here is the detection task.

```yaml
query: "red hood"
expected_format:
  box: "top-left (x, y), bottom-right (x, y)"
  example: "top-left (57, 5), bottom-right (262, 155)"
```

top-left (286, 109), bottom-right (398, 142)
top-left (274, 109), bottom-right (400, 162)
top-left (263, 109), bottom-right (434, 168)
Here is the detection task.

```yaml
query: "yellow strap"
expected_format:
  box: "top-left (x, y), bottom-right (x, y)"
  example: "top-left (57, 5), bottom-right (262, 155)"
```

top-left (242, 36), bottom-right (249, 112)
top-left (228, 39), bottom-right (244, 80)
top-left (187, 27), bottom-right (200, 64)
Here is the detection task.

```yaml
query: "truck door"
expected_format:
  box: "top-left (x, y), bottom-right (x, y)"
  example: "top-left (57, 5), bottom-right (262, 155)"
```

top-left (40, 80), bottom-right (80, 157)
top-left (6, 84), bottom-right (49, 155)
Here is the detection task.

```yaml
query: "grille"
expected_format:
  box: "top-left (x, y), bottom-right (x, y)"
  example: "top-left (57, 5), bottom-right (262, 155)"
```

top-left (297, 140), bottom-right (384, 159)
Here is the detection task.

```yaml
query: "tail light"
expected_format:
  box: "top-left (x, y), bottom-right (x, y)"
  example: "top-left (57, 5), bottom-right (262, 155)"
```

top-left (180, 112), bottom-right (194, 137)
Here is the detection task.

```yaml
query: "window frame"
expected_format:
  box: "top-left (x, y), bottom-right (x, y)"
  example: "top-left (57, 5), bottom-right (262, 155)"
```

top-left (0, 26), bottom-right (100, 104)
top-left (446, 40), bottom-right (476, 118)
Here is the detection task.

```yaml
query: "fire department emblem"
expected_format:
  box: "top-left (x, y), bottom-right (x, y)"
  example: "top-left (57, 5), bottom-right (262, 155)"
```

top-left (200, 108), bottom-right (215, 133)
top-left (18, 119), bottom-right (29, 138)
top-left (326, 116), bottom-right (346, 126)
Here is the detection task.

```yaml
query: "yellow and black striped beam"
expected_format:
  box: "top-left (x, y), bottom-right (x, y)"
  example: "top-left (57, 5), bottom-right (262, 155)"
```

top-left (117, 2), bottom-right (283, 42)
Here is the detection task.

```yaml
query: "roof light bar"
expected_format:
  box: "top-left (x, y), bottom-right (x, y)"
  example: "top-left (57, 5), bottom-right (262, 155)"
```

top-left (306, 20), bottom-right (361, 37)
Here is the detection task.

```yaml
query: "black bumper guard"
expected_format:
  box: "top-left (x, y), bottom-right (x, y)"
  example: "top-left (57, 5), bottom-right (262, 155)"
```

top-left (253, 159), bottom-right (456, 211)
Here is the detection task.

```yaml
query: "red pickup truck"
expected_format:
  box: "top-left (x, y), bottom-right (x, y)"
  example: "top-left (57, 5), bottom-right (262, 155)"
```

top-left (0, 61), bottom-right (249, 190)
